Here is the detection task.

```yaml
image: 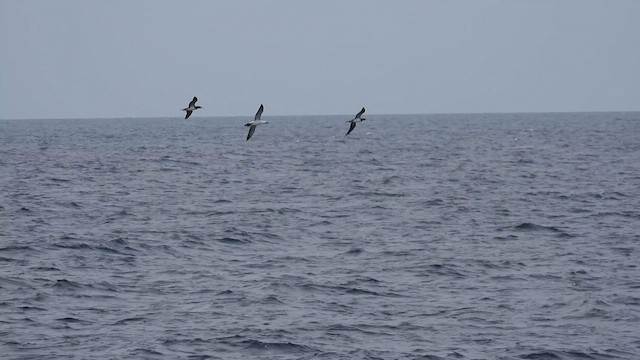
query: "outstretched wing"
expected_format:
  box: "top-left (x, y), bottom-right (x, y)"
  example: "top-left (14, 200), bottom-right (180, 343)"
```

top-left (185, 110), bottom-right (193, 119)
top-left (355, 107), bottom-right (365, 119)
top-left (246, 125), bottom-right (256, 141)
top-left (255, 104), bottom-right (264, 121)
top-left (188, 97), bottom-right (198, 108)
top-left (346, 122), bottom-right (357, 136)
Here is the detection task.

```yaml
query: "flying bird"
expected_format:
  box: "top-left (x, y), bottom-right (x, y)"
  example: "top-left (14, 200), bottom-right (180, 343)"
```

top-left (346, 107), bottom-right (366, 136)
top-left (181, 97), bottom-right (202, 119)
top-left (244, 104), bottom-right (269, 141)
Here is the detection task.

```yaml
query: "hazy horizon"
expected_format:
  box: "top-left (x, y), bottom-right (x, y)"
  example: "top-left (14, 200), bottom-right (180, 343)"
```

top-left (2, 1), bottom-right (639, 120)
top-left (2, 109), bottom-right (640, 122)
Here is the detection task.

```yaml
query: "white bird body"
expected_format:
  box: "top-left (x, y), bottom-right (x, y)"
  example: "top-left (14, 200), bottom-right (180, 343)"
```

top-left (245, 120), bottom-right (269, 126)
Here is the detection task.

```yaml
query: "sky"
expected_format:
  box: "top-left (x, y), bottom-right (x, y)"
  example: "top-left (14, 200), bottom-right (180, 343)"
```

top-left (1, 0), bottom-right (639, 119)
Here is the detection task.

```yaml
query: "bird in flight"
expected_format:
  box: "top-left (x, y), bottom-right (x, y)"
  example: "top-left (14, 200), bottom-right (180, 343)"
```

top-left (244, 104), bottom-right (269, 141)
top-left (182, 97), bottom-right (202, 119)
top-left (346, 107), bottom-right (366, 136)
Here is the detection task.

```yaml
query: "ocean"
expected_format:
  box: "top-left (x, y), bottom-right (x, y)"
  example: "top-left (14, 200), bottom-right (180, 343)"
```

top-left (1, 112), bottom-right (639, 359)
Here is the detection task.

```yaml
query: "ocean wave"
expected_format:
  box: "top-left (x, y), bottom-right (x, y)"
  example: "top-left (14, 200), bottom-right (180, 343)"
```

top-left (498, 222), bottom-right (574, 237)
top-left (215, 237), bottom-right (252, 245)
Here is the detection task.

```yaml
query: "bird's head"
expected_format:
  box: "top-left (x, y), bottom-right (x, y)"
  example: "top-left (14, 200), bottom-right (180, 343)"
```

top-left (195, 106), bottom-right (202, 109)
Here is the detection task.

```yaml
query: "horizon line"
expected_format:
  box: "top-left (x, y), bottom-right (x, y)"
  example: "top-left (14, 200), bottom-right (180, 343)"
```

top-left (1, 109), bottom-right (639, 121)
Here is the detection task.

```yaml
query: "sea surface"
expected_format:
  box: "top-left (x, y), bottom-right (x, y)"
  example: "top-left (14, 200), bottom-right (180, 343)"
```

top-left (1, 112), bottom-right (639, 360)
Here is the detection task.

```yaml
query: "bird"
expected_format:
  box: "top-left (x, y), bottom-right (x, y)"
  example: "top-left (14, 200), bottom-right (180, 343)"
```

top-left (244, 104), bottom-right (268, 141)
top-left (345, 107), bottom-right (366, 136)
top-left (181, 97), bottom-right (202, 119)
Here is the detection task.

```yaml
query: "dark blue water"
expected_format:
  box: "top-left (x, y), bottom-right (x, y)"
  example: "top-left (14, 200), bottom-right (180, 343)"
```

top-left (1, 112), bottom-right (639, 359)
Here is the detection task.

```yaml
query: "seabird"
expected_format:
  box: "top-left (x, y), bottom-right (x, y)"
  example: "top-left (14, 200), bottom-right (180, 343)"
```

top-left (345, 107), bottom-right (366, 136)
top-left (181, 97), bottom-right (202, 119)
top-left (244, 104), bottom-right (268, 141)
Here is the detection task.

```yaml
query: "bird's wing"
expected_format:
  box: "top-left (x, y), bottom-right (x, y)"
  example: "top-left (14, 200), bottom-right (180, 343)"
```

top-left (355, 107), bottom-right (366, 119)
top-left (246, 125), bottom-right (256, 141)
top-left (185, 110), bottom-right (192, 119)
top-left (255, 104), bottom-right (264, 121)
top-left (188, 97), bottom-right (198, 108)
top-left (346, 122), bottom-right (357, 136)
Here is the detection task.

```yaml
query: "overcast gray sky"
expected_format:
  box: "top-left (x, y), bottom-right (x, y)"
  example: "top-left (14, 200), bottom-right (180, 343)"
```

top-left (1, 0), bottom-right (639, 119)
